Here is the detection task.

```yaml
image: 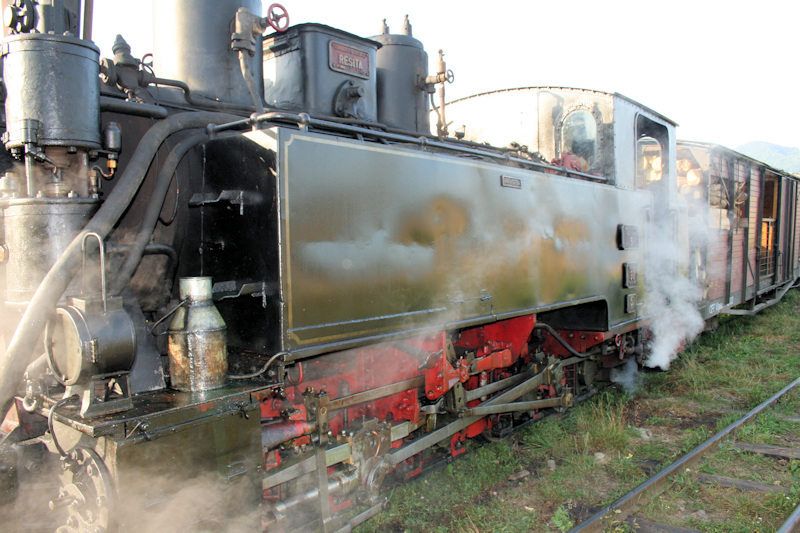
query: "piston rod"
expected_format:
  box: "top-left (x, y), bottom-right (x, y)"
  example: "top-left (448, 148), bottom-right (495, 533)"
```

top-left (459, 394), bottom-right (572, 417)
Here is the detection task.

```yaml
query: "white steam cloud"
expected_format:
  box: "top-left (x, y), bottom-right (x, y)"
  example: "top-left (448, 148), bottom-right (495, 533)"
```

top-left (611, 357), bottom-right (641, 394)
top-left (641, 201), bottom-right (707, 370)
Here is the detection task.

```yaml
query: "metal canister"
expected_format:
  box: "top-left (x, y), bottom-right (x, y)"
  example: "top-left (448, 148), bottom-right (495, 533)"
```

top-left (167, 277), bottom-right (228, 391)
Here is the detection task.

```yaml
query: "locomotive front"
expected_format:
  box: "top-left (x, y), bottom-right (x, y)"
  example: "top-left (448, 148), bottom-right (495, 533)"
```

top-left (0, 1), bottom-right (676, 531)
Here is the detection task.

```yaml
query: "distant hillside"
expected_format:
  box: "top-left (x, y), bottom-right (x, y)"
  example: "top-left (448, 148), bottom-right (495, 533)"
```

top-left (736, 141), bottom-right (800, 174)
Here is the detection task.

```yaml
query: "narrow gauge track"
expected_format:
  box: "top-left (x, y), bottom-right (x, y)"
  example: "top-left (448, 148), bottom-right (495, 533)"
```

top-left (570, 377), bottom-right (800, 532)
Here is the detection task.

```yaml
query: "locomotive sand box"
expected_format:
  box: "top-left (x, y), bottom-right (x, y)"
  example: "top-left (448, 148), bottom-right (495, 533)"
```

top-left (0, 1), bottom-right (797, 531)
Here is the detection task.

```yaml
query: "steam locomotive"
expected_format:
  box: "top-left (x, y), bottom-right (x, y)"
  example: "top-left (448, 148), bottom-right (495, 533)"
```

top-left (0, 1), bottom-right (797, 531)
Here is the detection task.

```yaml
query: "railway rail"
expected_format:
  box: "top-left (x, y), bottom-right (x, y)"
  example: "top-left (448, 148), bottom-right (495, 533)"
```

top-left (570, 376), bottom-right (800, 532)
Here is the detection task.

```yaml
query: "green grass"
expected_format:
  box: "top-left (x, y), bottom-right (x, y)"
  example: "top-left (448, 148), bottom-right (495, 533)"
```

top-left (574, 391), bottom-right (635, 454)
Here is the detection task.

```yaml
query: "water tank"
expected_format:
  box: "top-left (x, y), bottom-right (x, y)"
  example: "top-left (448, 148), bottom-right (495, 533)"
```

top-left (263, 24), bottom-right (379, 121)
top-left (372, 24), bottom-right (430, 133)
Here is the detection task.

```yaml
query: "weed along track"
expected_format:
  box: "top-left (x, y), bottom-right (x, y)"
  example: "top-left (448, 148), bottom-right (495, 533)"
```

top-left (359, 291), bottom-right (800, 532)
top-left (569, 376), bottom-right (800, 532)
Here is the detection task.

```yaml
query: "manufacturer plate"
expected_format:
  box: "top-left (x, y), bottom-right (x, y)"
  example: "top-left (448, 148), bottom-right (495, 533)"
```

top-left (500, 175), bottom-right (522, 189)
top-left (329, 41), bottom-right (370, 79)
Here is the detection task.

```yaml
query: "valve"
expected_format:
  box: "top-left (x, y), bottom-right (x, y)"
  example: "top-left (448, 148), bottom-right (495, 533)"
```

top-left (420, 50), bottom-right (455, 137)
top-left (265, 3), bottom-right (290, 32)
top-left (4, 0), bottom-right (35, 34)
top-left (231, 4), bottom-right (290, 56)
top-left (99, 36), bottom-right (155, 103)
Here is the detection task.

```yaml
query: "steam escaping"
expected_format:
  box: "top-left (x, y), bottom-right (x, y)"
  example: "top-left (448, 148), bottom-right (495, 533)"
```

top-left (642, 272), bottom-right (705, 370)
top-left (117, 470), bottom-right (262, 533)
top-left (611, 357), bottom-right (641, 394)
top-left (642, 204), bottom-right (707, 370)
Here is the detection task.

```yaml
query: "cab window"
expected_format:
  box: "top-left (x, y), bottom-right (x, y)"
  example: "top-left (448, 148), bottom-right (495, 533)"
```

top-left (561, 110), bottom-right (597, 172)
top-left (636, 136), bottom-right (662, 187)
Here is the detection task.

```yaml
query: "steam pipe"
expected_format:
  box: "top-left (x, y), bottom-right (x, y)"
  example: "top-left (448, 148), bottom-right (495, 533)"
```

top-left (108, 242), bottom-right (179, 291)
top-left (533, 323), bottom-right (589, 358)
top-left (110, 132), bottom-right (208, 295)
top-left (0, 112), bottom-right (240, 414)
top-left (150, 77), bottom-right (262, 114)
top-left (238, 51), bottom-right (265, 115)
top-left (142, 243), bottom-right (179, 286)
top-left (23, 152), bottom-right (35, 197)
top-left (82, 0), bottom-right (94, 42)
top-left (261, 419), bottom-right (316, 451)
top-left (100, 96), bottom-right (169, 119)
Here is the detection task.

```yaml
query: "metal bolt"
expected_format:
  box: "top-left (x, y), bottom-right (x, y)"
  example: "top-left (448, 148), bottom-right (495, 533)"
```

top-left (48, 495), bottom-right (77, 510)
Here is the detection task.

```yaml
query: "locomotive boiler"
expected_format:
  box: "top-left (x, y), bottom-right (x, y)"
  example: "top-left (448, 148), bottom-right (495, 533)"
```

top-left (0, 1), bottom-right (798, 532)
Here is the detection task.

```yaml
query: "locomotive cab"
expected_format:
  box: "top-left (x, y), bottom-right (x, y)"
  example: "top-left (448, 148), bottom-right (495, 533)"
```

top-left (445, 87), bottom-right (678, 191)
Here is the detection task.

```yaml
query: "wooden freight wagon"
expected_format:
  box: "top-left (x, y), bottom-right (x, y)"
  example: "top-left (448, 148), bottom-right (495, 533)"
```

top-left (676, 141), bottom-right (800, 319)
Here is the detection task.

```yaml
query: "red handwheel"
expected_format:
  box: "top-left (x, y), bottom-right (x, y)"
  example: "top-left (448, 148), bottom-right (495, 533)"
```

top-left (266, 3), bottom-right (289, 32)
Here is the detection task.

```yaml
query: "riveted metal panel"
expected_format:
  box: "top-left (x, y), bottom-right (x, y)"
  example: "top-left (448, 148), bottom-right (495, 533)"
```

top-left (273, 128), bottom-right (651, 355)
top-left (197, 127), bottom-right (652, 359)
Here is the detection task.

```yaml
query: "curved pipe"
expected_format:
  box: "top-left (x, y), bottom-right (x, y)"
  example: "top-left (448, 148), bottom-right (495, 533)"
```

top-left (229, 352), bottom-right (285, 380)
top-left (150, 77), bottom-right (261, 114)
top-left (110, 132), bottom-right (207, 295)
top-left (107, 242), bottom-right (179, 294)
top-left (0, 111), bottom-right (240, 413)
top-left (142, 243), bottom-right (179, 288)
top-left (533, 323), bottom-right (588, 358)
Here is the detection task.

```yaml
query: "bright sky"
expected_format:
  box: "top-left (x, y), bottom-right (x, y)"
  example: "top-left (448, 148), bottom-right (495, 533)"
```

top-left (93, 0), bottom-right (800, 150)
